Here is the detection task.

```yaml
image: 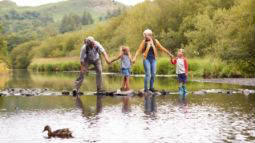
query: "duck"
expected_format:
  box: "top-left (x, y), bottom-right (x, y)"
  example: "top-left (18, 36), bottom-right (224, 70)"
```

top-left (43, 125), bottom-right (73, 138)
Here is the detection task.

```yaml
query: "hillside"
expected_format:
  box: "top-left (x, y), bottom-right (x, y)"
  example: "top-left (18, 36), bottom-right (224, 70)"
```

top-left (0, 0), bottom-right (125, 56)
top-left (0, 0), bottom-right (125, 20)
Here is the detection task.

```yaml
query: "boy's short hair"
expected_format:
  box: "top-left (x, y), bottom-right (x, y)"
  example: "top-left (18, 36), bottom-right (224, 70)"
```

top-left (178, 48), bottom-right (184, 53)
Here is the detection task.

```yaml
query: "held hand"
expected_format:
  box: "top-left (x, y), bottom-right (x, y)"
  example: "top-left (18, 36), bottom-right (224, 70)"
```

top-left (131, 59), bottom-right (136, 64)
top-left (168, 53), bottom-right (174, 58)
top-left (106, 60), bottom-right (111, 65)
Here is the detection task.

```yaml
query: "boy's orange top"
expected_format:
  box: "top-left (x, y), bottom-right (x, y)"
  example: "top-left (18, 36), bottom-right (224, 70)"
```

top-left (136, 39), bottom-right (168, 59)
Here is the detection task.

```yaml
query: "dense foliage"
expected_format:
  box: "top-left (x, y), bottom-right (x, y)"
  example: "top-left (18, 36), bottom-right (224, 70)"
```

top-left (59, 11), bottom-right (94, 33)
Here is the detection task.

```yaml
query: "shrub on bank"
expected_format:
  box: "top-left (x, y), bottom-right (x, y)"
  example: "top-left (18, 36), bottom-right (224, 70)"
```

top-left (29, 62), bottom-right (80, 72)
top-left (29, 57), bottom-right (253, 78)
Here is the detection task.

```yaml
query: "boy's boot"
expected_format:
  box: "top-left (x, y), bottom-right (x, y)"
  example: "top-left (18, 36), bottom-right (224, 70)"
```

top-left (179, 87), bottom-right (184, 100)
top-left (182, 86), bottom-right (187, 98)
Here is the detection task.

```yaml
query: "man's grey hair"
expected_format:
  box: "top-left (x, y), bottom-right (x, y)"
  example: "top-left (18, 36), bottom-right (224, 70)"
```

top-left (85, 36), bottom-right (95, 44)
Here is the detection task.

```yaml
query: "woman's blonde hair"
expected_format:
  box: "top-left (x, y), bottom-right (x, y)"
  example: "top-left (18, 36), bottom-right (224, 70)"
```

top-left (143, 29), bottom-right (153, 37)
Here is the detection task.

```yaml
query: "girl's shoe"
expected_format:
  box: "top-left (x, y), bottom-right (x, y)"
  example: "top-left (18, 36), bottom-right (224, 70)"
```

top-left (120, 87), bottom-right (125, 91)
top-left (149, 88), bottom-right (157, 92)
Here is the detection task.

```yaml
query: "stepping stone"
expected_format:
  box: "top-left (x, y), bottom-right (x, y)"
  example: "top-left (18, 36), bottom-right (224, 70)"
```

top-left (114, 90), bottom-right (134, 96)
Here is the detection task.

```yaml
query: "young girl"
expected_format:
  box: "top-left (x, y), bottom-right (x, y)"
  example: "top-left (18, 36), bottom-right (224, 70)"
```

top-left (111, 46), bottom-right (132, 91)
top-left (171, 49), bottom-right (188, 100)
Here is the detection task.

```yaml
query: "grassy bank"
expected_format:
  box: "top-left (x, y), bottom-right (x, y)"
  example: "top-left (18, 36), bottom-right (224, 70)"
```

top-left (0, 61), bottom-right (9, 74)
top-left (29, 57), bottom-right (80, 72)
top-left (29, 57), bottom-right (253, 78)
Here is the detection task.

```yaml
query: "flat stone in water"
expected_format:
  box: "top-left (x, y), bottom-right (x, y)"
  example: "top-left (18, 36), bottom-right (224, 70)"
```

top-left (0, 88), bottom-right (255, 97)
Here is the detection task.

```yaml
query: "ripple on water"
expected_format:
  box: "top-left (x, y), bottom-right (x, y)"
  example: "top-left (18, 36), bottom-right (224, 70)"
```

top-left (0, 95), bottom-right (254, 143)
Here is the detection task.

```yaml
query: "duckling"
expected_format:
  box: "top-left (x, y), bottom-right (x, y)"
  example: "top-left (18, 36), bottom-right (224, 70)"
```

top-left (43, 125), bottom-right (73, 138)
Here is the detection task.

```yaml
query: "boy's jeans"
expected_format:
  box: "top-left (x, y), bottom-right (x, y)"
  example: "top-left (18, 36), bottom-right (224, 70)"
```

top-left (74, 59), bottom-right (102, 91)
top-left (143, 58), bottom-right (156, 90)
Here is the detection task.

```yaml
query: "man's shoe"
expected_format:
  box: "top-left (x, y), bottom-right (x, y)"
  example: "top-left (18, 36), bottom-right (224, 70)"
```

top-left (72, 89), bottom-right (78, 96)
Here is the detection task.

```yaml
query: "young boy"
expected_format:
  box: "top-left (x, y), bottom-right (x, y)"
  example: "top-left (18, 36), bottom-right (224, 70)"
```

top-left (171, 49), bottom-right (188, 100)
top-left (111, 46), bottom-right (132, 91)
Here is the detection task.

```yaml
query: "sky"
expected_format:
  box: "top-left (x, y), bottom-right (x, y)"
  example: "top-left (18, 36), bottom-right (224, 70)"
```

top-left (0, 0), bottom-right (145, 7)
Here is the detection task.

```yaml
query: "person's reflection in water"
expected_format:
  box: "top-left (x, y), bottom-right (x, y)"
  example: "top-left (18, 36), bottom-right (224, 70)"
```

top-left (179, 94), bottom-right (188, 113)
top-left (75, 95), bottom-right (103, 117)
top-left (144, 93), bottom-right (157, 115)
top-left (75, 95), bottom-right (103, 131)
top-left (122, 96), bottom-right (131, 113)
top-left (96, 95), bottom-right (103, 114)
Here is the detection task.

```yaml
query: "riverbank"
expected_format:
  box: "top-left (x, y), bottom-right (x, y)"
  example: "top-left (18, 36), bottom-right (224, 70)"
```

top-left (29, 57), bottom-right (254, 78)
top-left (193, 78), bottom-right (255, 87)
top-left (0, 61), bottom-right (9, 74)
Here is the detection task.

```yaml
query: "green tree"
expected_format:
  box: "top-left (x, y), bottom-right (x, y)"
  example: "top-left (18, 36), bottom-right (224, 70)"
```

top-left (183, 13), bottom-right (216, 56)
top-left (81, 11), bottom-right (94, 25)
top-left (0, 24), bottom-right (9, 66)
top-left (59, 13), bottom-right (82, 33)
top-left (10, 41), bottom-right (39, 69)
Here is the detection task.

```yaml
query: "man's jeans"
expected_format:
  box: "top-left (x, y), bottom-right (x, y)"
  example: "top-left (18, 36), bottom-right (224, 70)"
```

top-left (74, 59), bottom-right (102, 91)
top-left (143, 58), bottom-right (156, 90)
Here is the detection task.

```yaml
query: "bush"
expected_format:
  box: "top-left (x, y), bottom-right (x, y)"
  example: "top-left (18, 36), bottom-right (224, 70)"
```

top-left (10, 41), bottom-right (39, 69)
top-left (157, 58), bottom-right (173, 75)
top-left (29, 62), bottom-right (80, 72)
top-left (131, 60), bottom-right (144, 74)
top-left (107, 62), bottom-right (120, 73)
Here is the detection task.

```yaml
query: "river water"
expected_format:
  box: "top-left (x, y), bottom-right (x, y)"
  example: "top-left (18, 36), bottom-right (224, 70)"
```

top-left (0, 70), bottom-right (254, 143)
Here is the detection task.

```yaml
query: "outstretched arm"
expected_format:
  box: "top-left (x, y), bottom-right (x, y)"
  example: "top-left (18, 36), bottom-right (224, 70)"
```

top-left (156, 40), bottom-right (174, 58)
top-left (102, 51), bottom-right (111, 64)
top-left (128, 51), bottom-right (132, 61)
top-left (111, 54), bottom-right (122, 63)
top-left (80, 45), bottom-right (86, 72)
top-left (132, 40), bottom-right (145, 63)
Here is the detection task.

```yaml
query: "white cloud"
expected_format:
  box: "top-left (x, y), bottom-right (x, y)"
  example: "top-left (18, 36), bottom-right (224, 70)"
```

top-left (2, 0), bottom-right (66, 6)
top-left (115, 0), bottom-right (144, 5)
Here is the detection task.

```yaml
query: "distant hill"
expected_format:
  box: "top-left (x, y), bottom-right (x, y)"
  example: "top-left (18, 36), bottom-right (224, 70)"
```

top-left (0, 0), bottom-right (125, 21)
top-left (0, 0), bottom-right (126, 55)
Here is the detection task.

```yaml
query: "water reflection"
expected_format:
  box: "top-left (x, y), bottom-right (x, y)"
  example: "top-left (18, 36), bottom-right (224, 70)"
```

top-left (144, 93), bottom-right (157, 115)
top-left (96, 96), bottom-right (103, 114)
top-left (75, 95), bottom-right (103, 118)
top-left (6, 70), bottom-right (33, 88)
top-left (179, 94), bottom-right (188, 113)
top-left (0, 94), bottom-right (254, 142)
top-left (1, 70), bottom-right (252, 92)
top-left (122, 96), bottom-right (131, 113)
